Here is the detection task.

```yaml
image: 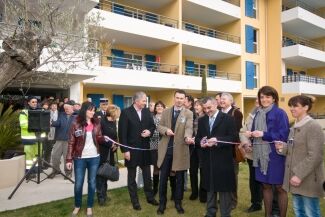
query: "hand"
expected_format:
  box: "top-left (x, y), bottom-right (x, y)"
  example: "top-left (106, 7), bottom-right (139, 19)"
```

top-left (251, 130), bottom-right (263, 138)
top-left (141, 129), bottom-right (151, 138)
top-left (111, 143), bottom-right (118, 152)
top-left (243, 143), bottom-right (253, 153)
top-left (166, 129), bottom-right (175, 136)
top-left (200, 137), bottom-right (208, 148)
top-left (275, 141), bottom-right (284, 152)
top-left (124, 151), bottom-right (131, 161)
top-left (290, 176), bottom-right (301, 187)
top-left (66, 162), bottom-right (72, 170)
top-left (185, 137), bottom-right (194, 145)
top-left (207, 137), bottom-right (217, 147)
top-left (244, 131), bottom-right (252, 138)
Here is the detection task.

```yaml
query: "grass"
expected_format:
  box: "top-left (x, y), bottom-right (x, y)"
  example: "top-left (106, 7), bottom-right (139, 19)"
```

top-left (0, 163), bottom-right (324, 217)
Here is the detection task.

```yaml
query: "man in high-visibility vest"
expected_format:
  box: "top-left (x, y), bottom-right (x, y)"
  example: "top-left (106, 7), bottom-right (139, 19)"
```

top-left (19, 96), bottom-right (46, 177)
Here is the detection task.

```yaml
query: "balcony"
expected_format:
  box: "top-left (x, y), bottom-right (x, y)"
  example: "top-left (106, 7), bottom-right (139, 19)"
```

top-left (282, 0), bottom-right (325, 39)
top-left (183, 65), bottom-right (241, 81)
top-left (182, 0), bottom-right (240, 27)
top-left (282, 36), bottom-right (325, 68)
top-left (85, 55), bottom-right (241, 93)
top-left (282, 75), bottom-right (325, 95)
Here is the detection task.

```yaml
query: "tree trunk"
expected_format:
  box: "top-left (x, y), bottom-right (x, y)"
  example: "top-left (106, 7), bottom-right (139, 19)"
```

top-left (201, 70), bottom-right (207, 98)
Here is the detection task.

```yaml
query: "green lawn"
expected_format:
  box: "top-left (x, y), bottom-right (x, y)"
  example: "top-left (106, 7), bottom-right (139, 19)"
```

top-left (0, 163), bottom-right (324, 217)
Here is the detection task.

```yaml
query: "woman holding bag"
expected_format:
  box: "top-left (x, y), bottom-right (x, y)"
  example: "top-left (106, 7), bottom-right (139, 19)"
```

top-left (96, 104), bottom-right (120, 206)
top-left (275, 95), bottom-right (324, 217)
top-left (66, 102), bottom-right (105, 217)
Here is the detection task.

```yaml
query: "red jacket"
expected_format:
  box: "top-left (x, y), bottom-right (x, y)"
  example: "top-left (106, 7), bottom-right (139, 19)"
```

top-left (66, 120), bottom-right (104, 163)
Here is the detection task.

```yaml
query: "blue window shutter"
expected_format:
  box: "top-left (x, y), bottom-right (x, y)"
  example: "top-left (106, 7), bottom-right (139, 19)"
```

top-left (112, 3), bottom-right (124, 15)
top-left (207, 30), bottom-right (214, 38)
top-left (111, 49), bottom-right (125, 68)
top-left (145, 13), bottom-right (158, 23)
top-left (286, 68), bottom-right (293, 76)
top-left (245, 25), bottom-right (254, 53)
top-left (208, 64), bottom-right (217, 77)
top-left (185, 61), bottom-right (195, 75)
top-left (245, 0), bottom-right (254, 18)
top-left (246, 61), bottom-right (255, 89)
top-left (87, 94), bottom-right (104, 108)
top-left (145, 54), bottom-right (156, 71)
top-left (113, 95), bottom-right (124, 109)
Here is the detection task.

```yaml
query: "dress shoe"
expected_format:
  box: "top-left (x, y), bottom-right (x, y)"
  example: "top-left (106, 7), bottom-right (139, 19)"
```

top-left (189, 193), bottom-right (198, 200)
top-left (157, 205), bottom-right (165, 215)
top-left (246, 204), bottom-right (262, 213)
top-left (175, 203), bottom-right (185, 214)
top-left (147, 199), bottom-right (159, 206)
top-left (132, 203), bottom-right (141, 211)
top-left (98, 198), bottom-right (106, 206)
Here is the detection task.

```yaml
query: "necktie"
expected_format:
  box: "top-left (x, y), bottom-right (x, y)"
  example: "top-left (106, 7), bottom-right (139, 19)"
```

top-left (174, 110), bottom-right (180, 119)
top-left (209, 116), bottom-right (215, 132)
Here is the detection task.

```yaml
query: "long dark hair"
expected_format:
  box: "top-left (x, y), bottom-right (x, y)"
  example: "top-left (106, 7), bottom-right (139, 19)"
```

top-left (76, 101), bottom-right (97, 127)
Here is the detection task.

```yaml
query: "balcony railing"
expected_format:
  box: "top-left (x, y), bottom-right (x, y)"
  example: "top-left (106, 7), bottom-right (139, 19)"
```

top-left (98, 0), bottom-right (178, 28)
top-left (222, 0), bottom-right (240, 7)
top-left (282, 0), bottom-right (325, 18)
top-left (103, 55), bottom-right (179, 74)
top-left (309, 113), bottom-right (325, 119)
top-left (282, 75), bottom-right (325, 85)
top-left (183, 66), bottom-right (241, 81)
top-left (282, 36), bottom-right (325, 51)
top-left (182, 22), bottom-right (240, 44)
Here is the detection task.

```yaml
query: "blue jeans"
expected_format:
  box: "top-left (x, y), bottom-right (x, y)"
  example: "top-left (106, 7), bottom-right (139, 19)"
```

top-left (292, 194), bottom-right (321, 217)
top-left (74, 156), bottom-right (100, 208)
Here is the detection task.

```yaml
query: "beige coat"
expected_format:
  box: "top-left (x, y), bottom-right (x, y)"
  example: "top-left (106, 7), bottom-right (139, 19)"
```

top-left (280, 118), bottom-right (325, 198)
top-left (157, 107), bottom-right (193, 171)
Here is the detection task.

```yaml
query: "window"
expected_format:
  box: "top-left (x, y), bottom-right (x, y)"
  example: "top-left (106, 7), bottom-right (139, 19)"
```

top-left (123, 96), bottom-right (133, 109)
top-left (246, 61), bottom-right (258, 89)
top-left (245, 25), bottom-right (258, 53)
top-left (194, 63), bottom-right (206, 76)
top-left (124, 52), bottom-right (143, 69)
top-left (245, 0), bottom-right (257, 18)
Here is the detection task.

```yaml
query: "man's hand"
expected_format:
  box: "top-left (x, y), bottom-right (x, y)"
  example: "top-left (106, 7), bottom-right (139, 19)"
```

top-left (124, 151), bottom-right (131, 161)
top-left (200, 137), bottom-right (208, 148)
top-left (141, 129), bottom-right (151, 138)
top-left (185, 137), bottom-right (194, 145)
top-left (207, 137), bottom-right (217, 147)
top-left (275, 141), bottom-right (284, 153)
top-left (290, 176), bottom-right (301, 187)
top-left (244, 131), bottom-right (252, 138)
top-left (166, 129), bottom-right (175, 136)
top-left (251, 130), bottom-right (264, 138)
top-left (66, 162), bottom-right (72, 170)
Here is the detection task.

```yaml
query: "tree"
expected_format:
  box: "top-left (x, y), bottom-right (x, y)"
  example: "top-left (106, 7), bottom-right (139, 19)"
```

top-left (0, 0), bottom-right (103, 94)
top-left (201, 69), bottom-right (207, 98)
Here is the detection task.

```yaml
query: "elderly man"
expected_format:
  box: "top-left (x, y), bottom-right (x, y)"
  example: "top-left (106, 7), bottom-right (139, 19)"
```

top-left (195, 97), bottom-right (237, 217)
top-left (157, 89), bottom-right (194, 215)
top-left (118, 91), bottom-right (158, 210)
top-left (48, 100), bottom-right (76, 179)
top-left (219, 92), bottom-right (243, 210)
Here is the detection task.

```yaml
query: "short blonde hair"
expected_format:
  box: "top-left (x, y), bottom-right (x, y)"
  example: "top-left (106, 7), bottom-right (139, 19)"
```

top-left (106, 104), bottom-right (121, 121)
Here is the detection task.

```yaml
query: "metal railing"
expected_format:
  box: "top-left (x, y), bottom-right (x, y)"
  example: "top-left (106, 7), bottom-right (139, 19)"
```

top-left (102, 55), bottom-right (179, 73)
top-left (183, 66), bottom-right (241, 81)
top-left (98, 0), bottom-right (178, 28)
top-left (182, 22), bottom-right (241, 44)
top-left (282, 75), bottom-right (325, 85)
top-left (282, 0), bottom-right (325, 18)
top-left (309, 113), bottom-right (325, 119)
top-left (282, 35), bottom-right (325, 51)
top-left (222, 0), bottom-right (240, 7)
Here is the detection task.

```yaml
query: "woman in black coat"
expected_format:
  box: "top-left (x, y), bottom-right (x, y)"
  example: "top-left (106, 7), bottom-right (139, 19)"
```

top-left (96, 104), bottom-right (121, 206)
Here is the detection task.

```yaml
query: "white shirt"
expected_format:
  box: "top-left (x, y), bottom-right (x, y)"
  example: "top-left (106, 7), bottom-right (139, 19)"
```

top-left (222, 106), bottom-right (232, 114)
top-left (133, 105), bottom-right (142, 121)
top-left (81, 132), bottom-right (99, 158)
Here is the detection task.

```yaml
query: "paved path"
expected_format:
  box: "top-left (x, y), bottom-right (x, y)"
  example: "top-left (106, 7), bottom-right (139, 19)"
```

top-left (0, 167), bottom-right (128, 212)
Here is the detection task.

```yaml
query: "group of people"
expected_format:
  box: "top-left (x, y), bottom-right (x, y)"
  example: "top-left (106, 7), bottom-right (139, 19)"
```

top-left (19, 85), bottom-right (324, 217)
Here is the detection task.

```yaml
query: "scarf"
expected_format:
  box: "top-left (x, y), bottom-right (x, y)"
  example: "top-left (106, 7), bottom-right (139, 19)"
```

top-left (253, 104), bottom-right (274, 175)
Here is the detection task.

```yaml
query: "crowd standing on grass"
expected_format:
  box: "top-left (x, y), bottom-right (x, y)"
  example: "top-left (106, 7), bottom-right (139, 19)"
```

top-left (16, 86), bottom-right (325, 217)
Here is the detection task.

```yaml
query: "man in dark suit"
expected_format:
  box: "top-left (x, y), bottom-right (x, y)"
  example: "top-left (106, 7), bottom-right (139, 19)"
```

top-left (118, 91), bottom-right (158, 210)
top-left (95, 98), bottom-right (109, 120)
top-left (195, 97), bottom-right (237, 217)
top-left (157, 89), bottom-right (194, 215)
top-left (220, 92), bottom-right (243, 210)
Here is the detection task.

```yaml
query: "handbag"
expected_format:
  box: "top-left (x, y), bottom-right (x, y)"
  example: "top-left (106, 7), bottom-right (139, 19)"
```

top-left (234, 144), bottom-right (246, 163)
top-left (97, 149), bottom-right (119, 181)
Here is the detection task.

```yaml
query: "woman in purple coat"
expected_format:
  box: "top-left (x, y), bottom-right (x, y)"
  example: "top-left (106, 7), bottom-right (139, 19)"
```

top-left (248, 86), bottom-right (290, 217)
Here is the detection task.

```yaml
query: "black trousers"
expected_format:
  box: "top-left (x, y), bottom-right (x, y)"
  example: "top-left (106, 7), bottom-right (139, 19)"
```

top-left (189, 146), bottom-right (206, 198)
top-left (127, 165), bottom-right (154, 205)
top-left (159, 153), bottom-right (185, 205)
top-left (247, 159), bottom-right (262, 206)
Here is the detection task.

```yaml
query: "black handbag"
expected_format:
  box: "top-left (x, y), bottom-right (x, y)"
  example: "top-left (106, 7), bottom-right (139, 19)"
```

top-left (97, 149), bottom-right (119, 182)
